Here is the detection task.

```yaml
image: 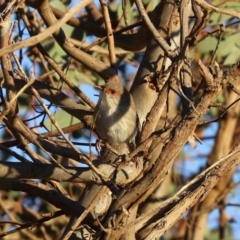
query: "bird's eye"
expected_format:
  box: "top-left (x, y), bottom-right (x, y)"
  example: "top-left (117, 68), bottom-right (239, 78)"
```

top-left (105, 88), bottom-right (117, 95)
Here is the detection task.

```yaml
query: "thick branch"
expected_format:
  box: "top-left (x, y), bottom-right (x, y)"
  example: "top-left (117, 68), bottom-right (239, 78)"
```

top-left (0, 161), bottom-right (143, 186)
top-left (37, 0), bottom-right (120, 83)
top-left (0, 179), bottom-right (93, 222)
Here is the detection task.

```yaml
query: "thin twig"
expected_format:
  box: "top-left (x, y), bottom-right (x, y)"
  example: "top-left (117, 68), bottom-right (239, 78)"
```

top-left (83, 21), bottom-right (142, 52)
top-left (40, 122), bottom-right (85, 138)
top-left (0, 0), bottom-right (92, 57)
top-left (209, 24), bottom-right (225, 66)
top-left (0, 210), bottom-right (65, 238)
top-left (199, 98), bottom-right (240, 126)
top-left (0, 144), bottom-right (30, 163)
top-left (100, 0), bottom-right (116, 67)
top-left (61, 187), bottom-right (109, 239)
top-left (12, 55), bottom-right (101, 178)
top-left (194, 0), bottom-right (240, 19)
top-left (135, 0), bottom-right (177, 59)
top-left (28, 71), bottom-right (107, 180)
top-left (45, 56), bottom-right (96, 109)
top-left (0, 74), bottom-right (35, 122)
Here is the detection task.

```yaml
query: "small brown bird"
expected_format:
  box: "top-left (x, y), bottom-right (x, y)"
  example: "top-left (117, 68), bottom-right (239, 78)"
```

top-left (94, 81), bottom-right (139, 148)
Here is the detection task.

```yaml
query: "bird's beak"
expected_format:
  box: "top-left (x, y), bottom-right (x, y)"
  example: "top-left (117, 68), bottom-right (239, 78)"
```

top-left (94, 85), bottom-right (103, 91)
top-left (94, 85), bottom-right (103, 96)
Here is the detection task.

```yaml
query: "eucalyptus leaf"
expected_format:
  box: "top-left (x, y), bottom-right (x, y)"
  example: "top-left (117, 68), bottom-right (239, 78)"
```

top-left (45, 109), bottom-right (79, 130)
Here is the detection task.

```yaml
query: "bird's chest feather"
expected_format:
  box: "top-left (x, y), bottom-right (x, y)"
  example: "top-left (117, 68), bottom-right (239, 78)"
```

top-left (96, 97), bottom-right (122, 130)
top-left (95, 95), bottom-right (136, 143)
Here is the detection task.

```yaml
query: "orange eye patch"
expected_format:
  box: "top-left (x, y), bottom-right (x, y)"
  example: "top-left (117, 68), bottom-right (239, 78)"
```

top-left (105, 88), bottom-right (118, 95)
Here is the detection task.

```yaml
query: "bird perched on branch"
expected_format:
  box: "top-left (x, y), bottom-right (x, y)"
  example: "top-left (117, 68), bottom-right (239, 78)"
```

top-left (94, 81), bottom-right (139, 152)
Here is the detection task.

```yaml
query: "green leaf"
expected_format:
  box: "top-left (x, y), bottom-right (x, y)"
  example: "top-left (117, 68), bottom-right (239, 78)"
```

top-left (44, 109), bottom-right (79, 130)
